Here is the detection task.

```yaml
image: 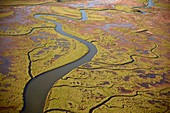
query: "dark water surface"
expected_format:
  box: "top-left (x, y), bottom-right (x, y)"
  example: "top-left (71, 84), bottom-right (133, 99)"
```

top-left (21, 10), bottom-right (97, 113)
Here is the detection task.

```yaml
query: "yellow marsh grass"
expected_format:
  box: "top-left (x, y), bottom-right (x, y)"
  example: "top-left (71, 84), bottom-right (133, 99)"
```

top-left (156, 3), bottom-right (170, 9)
top-left (51, 6), bottom-right (81, 19)
top-left (31, 29), bottom-right (88, 77)
top-left (114, 5), bottom-right (133, 12)
top-left (0, 0), bottom-right (55, 5)
top-left (86, 10), bottom-right (105, 21)
top-left (0, 11), bottom-right (14, 19)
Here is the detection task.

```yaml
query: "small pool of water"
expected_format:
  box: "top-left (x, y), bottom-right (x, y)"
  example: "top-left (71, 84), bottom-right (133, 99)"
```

top-left (147, 0), bottom-right (155, 7)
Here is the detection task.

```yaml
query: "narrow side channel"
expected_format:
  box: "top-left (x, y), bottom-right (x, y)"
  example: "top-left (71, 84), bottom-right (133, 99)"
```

top-left (21, 10), bottom-right (97, 113)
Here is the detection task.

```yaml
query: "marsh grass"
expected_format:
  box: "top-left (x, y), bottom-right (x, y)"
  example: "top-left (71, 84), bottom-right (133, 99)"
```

top-left (44, 2), bottom-right (170, 112)
top-left (31, 31), bottom-right (88, 76)
top-left (51, 6), bottom-right (81, 19)
top-left (0, 0), bottom-right (56, 5)
top-left (0, 11), bottom-right (14, 19)
top-left (114, 5), bottom-right (133, 12)
top-left (0, 0), bottom-right (170, 112)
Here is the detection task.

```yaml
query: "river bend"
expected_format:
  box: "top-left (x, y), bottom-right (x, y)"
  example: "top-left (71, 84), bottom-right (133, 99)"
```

top-left (21, 9), bottom-right (97, 113)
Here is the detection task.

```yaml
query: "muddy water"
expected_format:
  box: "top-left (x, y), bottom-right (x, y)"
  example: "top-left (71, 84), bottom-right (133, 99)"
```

top-left (21, 10), bottom-right (97, 113)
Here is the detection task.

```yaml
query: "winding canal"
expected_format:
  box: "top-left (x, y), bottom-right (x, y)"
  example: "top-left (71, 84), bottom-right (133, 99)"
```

top-left (21, 10), bottom-right (97, 113)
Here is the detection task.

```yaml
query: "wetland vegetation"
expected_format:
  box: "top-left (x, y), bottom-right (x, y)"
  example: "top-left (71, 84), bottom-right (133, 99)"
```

top-left (0, 0), bottom-right (169, 113)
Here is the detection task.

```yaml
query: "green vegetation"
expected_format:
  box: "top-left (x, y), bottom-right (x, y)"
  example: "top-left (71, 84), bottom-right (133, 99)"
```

top-left (51, 6), bottom-right (81, 18)
top-left (43, 0), bottom-right (170, 112)
top-left (30, 28), bottom-right (88, 76)
top-left (0, 0), bottom-right (56, 5)
top-left (0, 11), bottom-right (14, 19)
top-left (86, 10), bottom-right (105, 21)
top-left (114, 5), bottom-right (133, 12)
top-left (0, 35), bottom-right (34, 112)
top-left (0, 4), bottom-right (88, 112)
top-left (156, 2), bottom-right (170, 9)
top-left (0, 0), bottom-right (169, 113)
